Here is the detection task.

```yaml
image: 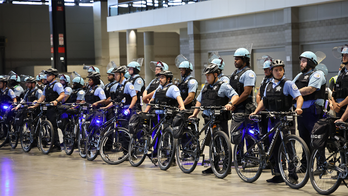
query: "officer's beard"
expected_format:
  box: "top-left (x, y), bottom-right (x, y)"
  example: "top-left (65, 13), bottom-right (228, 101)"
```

top-left (9, 81), bottom-right (17, 87)
top-left (108, 78), bottom-right (115, 83)
top-left (342, 59), bottom-right (348, 65)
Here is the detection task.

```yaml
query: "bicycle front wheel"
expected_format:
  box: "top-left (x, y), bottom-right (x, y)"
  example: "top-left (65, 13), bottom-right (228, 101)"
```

top-left (9, 124), bottom-right (18, 149)
top-left (233, 134), bottom-right (263, 183)
top-left (176, 130), bottom-right (199, 174)
top-left (39, 120), bottom-right (55, 154)
top-left (20, 123), bottom-right (33, 152)
top-left (309, 143), bottom-right (342, 195)
top-left (158, 127), bottom-right (176, 171)
top-left (0, 122), bottom-right (9, 148)
top-left (210, 130), bottom-right (232, 179)
top-left (278, 135), bottom-right (310, 189)
top-left (100, 127), bottom-right (131, 165)
top-left (129, 129), bottom-right (148, 167)
top-left (78, 124), bottom-right (87, 158)
top-left (63, 122), bottom-right (75, 155)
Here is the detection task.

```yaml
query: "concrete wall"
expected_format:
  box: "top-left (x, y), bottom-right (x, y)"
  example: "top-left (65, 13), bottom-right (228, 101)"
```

top-left (0, 4), bottom-right (95, 75)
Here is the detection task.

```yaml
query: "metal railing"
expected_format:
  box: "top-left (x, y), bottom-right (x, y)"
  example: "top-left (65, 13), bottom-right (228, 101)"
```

top-left (109, 0), bottom-right (207, 16)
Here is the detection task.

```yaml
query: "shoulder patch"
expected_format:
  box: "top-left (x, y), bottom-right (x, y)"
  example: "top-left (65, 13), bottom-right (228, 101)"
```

top-left (223, 79), bottom-right (229, 83)
top-left (16, 87), bottom-right (21, 91)
top-left (66, 88), bottom-right (71, 92)
top-left (249, 72), bottom-right (255, 78)
top-left (314, 73), bottom-right (321, 79)
top-left (129, 85), bottom-right (134, 90)
top-left (10, 91), bottom-right (14, 96)
top-left (79, 91), bottom-right (84, 95)
top-left (292, 84), bottom-right (298, 90)
top-left (227, 84), bottom-right (232, 89)
top-left (57, 83), bottom-right (62, 88)
top-left (174, 87), bottom-right (179, 92)
top-left (100, 91), bottom-right (105, 95)
top-left (137, 80), bottom-right (142, 84)
top-left (190, 80), bottom-right (196, 84)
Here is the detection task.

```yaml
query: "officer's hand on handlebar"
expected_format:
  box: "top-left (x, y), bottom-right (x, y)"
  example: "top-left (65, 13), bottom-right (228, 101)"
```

top-left (295, 108), bottom-right (303, 115)
top-left (51, 100), bottom-right (58, 106)
top-left (92, 103), bottom-right (98, 108)
top-left (188, 115), bottom-right (196, 119)
top-left (179, 105), bottom-right (185, 111)
top-left (249, 112), bottom-right (257, 119)
top-left (334, 118), bottom-right (344, 124)
top-left (225, 104), bottom-right (233, 111)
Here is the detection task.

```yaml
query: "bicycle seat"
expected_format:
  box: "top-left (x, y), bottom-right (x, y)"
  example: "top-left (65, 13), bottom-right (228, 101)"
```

top-left (188, 117), bottom-right (200, 123)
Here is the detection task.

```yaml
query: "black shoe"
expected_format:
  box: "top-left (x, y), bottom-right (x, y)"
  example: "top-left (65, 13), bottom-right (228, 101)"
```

top-left (266, 175), bottom-right (284, 183)
top-left (288, 174), bottom-right (298, 184)
top-left (202, 167), bottom-right (214, 175)
top-left (313, 169), bottom-right (327, 176)
top-left (50, 145), bottom-right (62, 152)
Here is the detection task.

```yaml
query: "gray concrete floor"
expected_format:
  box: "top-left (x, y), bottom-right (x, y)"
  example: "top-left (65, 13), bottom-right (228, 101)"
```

top-left (0, 146), bottom-right (347, 196)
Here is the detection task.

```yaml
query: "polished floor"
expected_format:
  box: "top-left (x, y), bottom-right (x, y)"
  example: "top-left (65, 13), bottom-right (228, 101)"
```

top-left (0, 145), bottom-right (347, 196)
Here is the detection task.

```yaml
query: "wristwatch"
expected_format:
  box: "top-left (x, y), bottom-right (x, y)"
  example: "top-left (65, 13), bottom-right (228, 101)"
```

top-left (228, 102), bottom-right (233, 106)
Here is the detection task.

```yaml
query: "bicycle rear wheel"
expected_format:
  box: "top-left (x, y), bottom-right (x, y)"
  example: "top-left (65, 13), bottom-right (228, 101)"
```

top-left (129, 129), bottom-right (148, 167)
top-left (158, 127), bottom-right (176, 171)
top-left (0, 122), bottom-right (9, 148)
top-left (39, 120), bottom-right (55, 154)
top-left (309, 142), bottom-right (342, 195)
top-left (210, 130), bottom-right (232, 179)
top-left (9, 123), bottom-right (18, 149)
top-left (100, 127), bottom-right (131, 165)
top-left (278, 135), bottom-right (310, 189)
top-left (20, 123), bottom-right (33, 152)
top-left (63, 122), bottom-right (75, 155)
top-left (233, 134), bottom-right (263, 183)
top-left (176, 131), bottom-right (199, 174)
top-left (86, 128), bottom-right (100, 161)
top-left (78, 124), bottom-right (87, 158)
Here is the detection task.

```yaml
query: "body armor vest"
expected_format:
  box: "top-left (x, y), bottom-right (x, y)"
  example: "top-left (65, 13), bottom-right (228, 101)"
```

top-left (104, 81), bottom-right (117, 98)
top-left (36, 84), bottom-right (44, 90)
top-left (128, 75), bottom-right (145, 106)
top-left (24, 88), bottom-right (38, 102)
top-left (66, 88), bottom-right (83, 103)
top-left (0, 88), bottom-right (12, 103)
top-left (334, 67), bottom-right (348, 100)
top-left (112, 82), bottom-right (132, 105)
top-left (259, 77), bottom-right (272, 99)
top-left (147, 78), bottom-right (160, 93)
top-left (178, 76), bottom-right (197, 108)
top-left (154, 84), bottom-right (177, 106)
top-left (263, 79), bottom-right (293, 111)
top-left (201, 81), bottom-right (230, 106)
top-left (44, 81), bottom-right (59, 102)
top-left (85, 85), bottom-right (101, 104)
top-left (295, 71), bottom-right (325, 101)
top-left (229, 67), bottom-right (253, 107)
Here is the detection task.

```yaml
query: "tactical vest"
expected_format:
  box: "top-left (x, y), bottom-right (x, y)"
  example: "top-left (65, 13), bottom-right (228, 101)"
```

top-left (295, 71), bottom-right (325, 101)
top-left (112, 82), bottom-right (132, 105)
top-left (201, 81), bottom-right (230, 106)
top-left (44, 81), bottom-right (59, 102)
top-left (263, 79), bottom-right (293, 111)
top-left (104, 81), bottom-right (117, 98)
top-left (259, 77), bottom-right (272, 99)
top-left (178, 76), bottom-right (197, 108)
top-left (24, 88), bottom-right (38, 102)
top-left (0, 88), bottom-right (12, 103)
top-left (129, 75), bottom-right (145, 109)
top-left (36, 84), bottom-right (44, 90)
top-left (154, 84), bottom-right (177, 106)
top-left (147, 78), bottom-right (160, 93)
top-left (66, 88), bottom-right (83, 103)
top-left (229, 67), bottom-right (253, 107)
top-left (85, 85), bottom-right (101, 104)
top-left (334, 67), bottom-right (348, 100)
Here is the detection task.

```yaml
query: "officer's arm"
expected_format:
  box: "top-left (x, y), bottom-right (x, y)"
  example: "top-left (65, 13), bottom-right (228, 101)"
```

top-left (143, 90), bottom-right (155, 104)
top-left (250, 100), bottom-right (265, 116)
top-left (256, 91), bottom-right (261, 105)
top-left (31, 95), bottom-right (45, 108)
top-left (183, 92), bottom-right (195, 105)
top-left (144, 98), bottom-right (154, 113)
top-left (104, 97), bottom-right (112, 105)
top-left (338, 106), bottom-right (348, 122)
top-left (191, 101), bottom-right (201, 117)
top-left (234, 86), bottom-right (253, 106)
top-left (62, 94), bottom-right (70, 103)
top-left (299, 86), bottom-right (317, 96)
top-left (129, 95), bottom-right (137, 110)
top-left (56, 92), bottom-right (65, 103)
top-left (337, 96), bottom-right (348, 108)
top-left (93, 98), bottom-right (106, 107)
top-left (176, 96), bottom-right (185, 110)
top-left (295, 95), bottom-right (304, 110)
top-left (13, 97), bottom-right (17, 104)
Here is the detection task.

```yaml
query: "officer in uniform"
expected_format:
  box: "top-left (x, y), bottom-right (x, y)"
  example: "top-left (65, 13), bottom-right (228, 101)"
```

top-left (210, 56), bottom-right (230, 83)
top-left (293, 51), bottom-right (326, 171)
top-left (332, 45), bottom-right (348, 117)
top-left (104, 67), bottom-right (118, 105)
top-left (328, 64), bottom-right (344, 91)
top-left (9, 73), bottom-right (24, 101)
top-left (190, 63), bottom-right (239, 174)
top-left (59, 74), bottom-right (72, 103)
top-left (143, 61), bottom-right (168, 104)
top-left (0, 76), bottom-right (17, 104)
top-left (83, 72), bottom-right (106, 107)
top-left (256, 58), bottom-right (273, 105)
top-left (65, 76), bottom-right (85, 104)
top-left (87, 66), bottom-right (105, 89)
top-left (127, 60), bottom-right (145, 111)
top-left (176, 56), bottom-right (198, 110)
top-left (36, 73), bottom-right (46, 90)
top-left (250, 59), bottom-right (303, 183)
top-left (104, 66), bottom-right (137, 118)
top-left (229, 48), bottom-right (256, 113)
top-left (14, 77), bottom-right (43, 110)
top-left (30, 68), bottom-right (65, 151)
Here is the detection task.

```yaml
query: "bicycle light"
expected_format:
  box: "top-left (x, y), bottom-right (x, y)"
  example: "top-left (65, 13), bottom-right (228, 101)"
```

top-left (122, 109), bottom-right (129, 116)
top-left (2, 105), bottom-right (9, 110)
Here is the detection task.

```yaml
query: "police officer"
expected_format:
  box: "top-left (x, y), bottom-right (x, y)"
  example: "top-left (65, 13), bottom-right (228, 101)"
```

top-left (36, 73), bottom-right (45, 90)
top-left (104, 66), bottom-right (137, 117)
top-left (332, 45), bottom-right (348, 117)
top-left (176, 55), bottom-right (198, 109)
top-left (250, 59), bottom-right (303, 183)
top-left (143, 61), bottom-right (168, 104)
top-left (59, 74), bottom-right (72, 103)
top-left (83, 72), bottom-right (106, 107)
top-left (328, 64), bottom-right (344, 91)
top-left (104, 67), bottom-right (118, 105)
top-left (210, 56), bottom-right (230, 83)
top-left (145, 70), bottom-right (185, 112)
top-left (293, 51), bottom-right (326, 170)
top-left (14, 77), bottom-right (43, 110)
top-left (190, 63), bottom-right (239, 174)
top-left (87, 66), bottom-right (105, 89)
top-left (9, 72), bottom-right (24, 101)
top-left (65, 76), bottom-right (85, 104)
top-left (29, 68), bottom-right (65, 152)
top-left (229, 48), bottom-right (256, 113)
top-left (0, 76), bottom-right (17, 104)
top-left (127, 60), bottom-right (145, 111)
top-left (256, 58), bottom-right (273, 105)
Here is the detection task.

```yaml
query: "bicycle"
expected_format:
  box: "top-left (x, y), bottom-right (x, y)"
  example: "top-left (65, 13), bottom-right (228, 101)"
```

top-left (309, 121), bottom-right (348, 195)
top-left (128, 104), bottom-right (177, 170)
top-left (0, 103), bottom-right (14, 148)
top-left (99, 101), bottom-right (131, 165)
top-left (235, 111), bottom-right (310, 189)
top-left (20, 102), bottom-right (55, 154)
top-left (175, 106), bottom-right (232, 179)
